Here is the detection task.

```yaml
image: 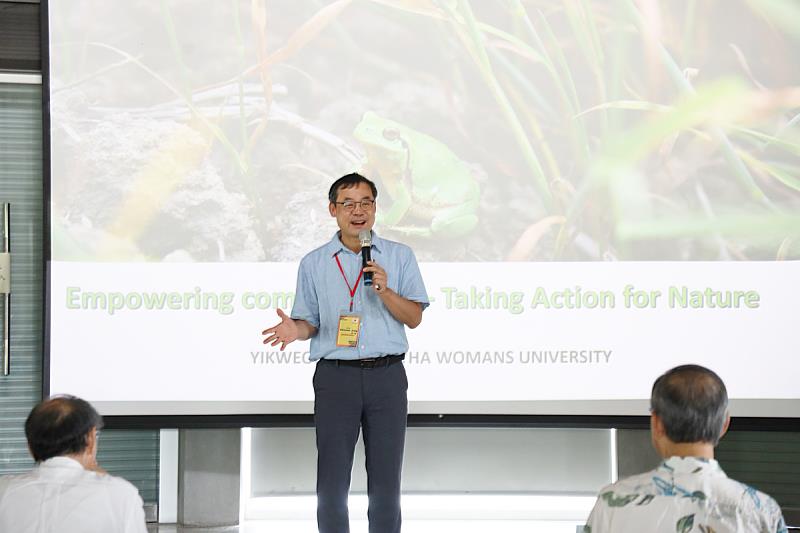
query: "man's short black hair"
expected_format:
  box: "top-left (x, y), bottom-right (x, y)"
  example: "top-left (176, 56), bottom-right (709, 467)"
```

top-left (25, 395), bottom-right (104, 462)
top-left (328, 173), bottom-right (378, 204)
top-left (650, 364), bottom-right (728, 445)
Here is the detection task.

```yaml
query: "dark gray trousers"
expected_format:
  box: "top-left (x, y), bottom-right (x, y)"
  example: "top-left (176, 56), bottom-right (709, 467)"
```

top-left (313, 359), bottom-right (408, 533)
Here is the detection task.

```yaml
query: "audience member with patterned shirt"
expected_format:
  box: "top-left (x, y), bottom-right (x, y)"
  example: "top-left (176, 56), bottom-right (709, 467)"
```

top-left (584, 365), bottom-right (787, 533)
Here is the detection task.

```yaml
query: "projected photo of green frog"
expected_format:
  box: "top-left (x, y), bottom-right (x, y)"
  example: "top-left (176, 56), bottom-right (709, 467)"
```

top-left (49, 0), bottom-right (800, 262)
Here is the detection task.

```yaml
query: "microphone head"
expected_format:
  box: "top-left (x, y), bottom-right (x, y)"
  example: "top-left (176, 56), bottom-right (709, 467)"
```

top-left (358, 229), bottom-right (372, 248)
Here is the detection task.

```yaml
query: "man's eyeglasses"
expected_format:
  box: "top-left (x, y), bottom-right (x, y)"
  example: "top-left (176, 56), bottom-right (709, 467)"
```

top-left (334, 199), bottom-right (375, 212)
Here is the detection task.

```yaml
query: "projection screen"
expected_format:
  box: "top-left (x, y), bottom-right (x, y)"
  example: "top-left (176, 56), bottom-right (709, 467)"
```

top-left (46, 0), bottom-right (800, 418)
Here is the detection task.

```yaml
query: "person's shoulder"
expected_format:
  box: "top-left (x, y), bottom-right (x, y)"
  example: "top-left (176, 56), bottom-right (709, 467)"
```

top-left (710, 475), bottom-right (770, 503)
top-left (297, 246), bottom-right (330, 274)
top-left (695, 475), bottom-right (785, 531)
top-left (731, 480), bottom-right (785, 524)
top-left (89, 471), bottom-right (143, 501)
top-left (0, 472), bottom-right (24, 495)
top-left (0, 469), bottom-right (37, 493)
top-left (603, 469), bottom-right (658, 494)
top-left (299, 237), bottom-right (338, 264)
top-left (375, 235), bottom-right (417, 259)
top-left (301, 243), bottom-right (330, 261)
top-left (585, 474), bottom-right (657, 533)
top-left (376, 235), bottom-right (409, 250)
top-left (592, 469), bottom-right (660, 509)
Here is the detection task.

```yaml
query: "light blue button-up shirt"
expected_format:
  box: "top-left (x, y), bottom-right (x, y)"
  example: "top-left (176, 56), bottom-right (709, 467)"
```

top-left (290, 231), bottom-right (429, 361)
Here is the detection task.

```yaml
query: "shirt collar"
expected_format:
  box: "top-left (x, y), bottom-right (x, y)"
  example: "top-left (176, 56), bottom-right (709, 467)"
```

top-left (660, 456), bottom-right (725, 477)
top-left (39, 456), bottom-right (84, 470)
top-left (326, 230), bottom-right (383, 256)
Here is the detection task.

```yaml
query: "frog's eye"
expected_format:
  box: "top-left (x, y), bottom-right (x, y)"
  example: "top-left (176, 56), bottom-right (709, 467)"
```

top-left (382, 128), bottom-right (401, 142)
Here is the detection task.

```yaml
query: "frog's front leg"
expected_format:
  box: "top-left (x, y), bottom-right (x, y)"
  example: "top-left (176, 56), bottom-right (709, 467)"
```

top-left (389, 203), bottom-right (479, 238)
top-left (377, 183), bottom-right (413, 228)
top-left (430, 203), bottom-right (479, 238)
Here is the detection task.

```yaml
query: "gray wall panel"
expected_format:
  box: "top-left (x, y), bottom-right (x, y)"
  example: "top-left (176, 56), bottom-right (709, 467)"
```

top-left (0, 82), bottom-right (43, 476)
top-left (251, 427), bottom-right (612, 496)
top-left (0, 78), bottom-right (159, 505)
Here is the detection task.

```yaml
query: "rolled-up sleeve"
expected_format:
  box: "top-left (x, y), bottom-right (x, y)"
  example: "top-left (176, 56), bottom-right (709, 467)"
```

top-left (290, 256), bottom-right (320, 328)
top-left (398, 248), bottom-right (429, 311)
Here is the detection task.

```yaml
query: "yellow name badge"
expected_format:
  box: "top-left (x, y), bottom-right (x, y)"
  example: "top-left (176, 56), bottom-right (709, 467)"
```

top-left (336, 313), bottom-right (362, 347)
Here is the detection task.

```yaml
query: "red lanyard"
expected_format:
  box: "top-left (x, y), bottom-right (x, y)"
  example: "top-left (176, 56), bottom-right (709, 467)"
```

top-left (334, 254), bottom-right (363, 312)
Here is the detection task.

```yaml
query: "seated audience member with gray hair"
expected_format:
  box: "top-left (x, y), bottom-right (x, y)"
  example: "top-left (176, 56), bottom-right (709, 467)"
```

top-left (0, 395), bottom-right (147, 533)
top-left (584, 364), bottom-right (787, 533)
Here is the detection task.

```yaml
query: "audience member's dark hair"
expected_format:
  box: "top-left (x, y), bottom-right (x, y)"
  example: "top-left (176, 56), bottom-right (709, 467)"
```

top-left (25, 395), bottom-right (104, 462)
top-left (328, 173), bottom-right (378, 204)
top-left (650, 364), bottom-right (728, 445)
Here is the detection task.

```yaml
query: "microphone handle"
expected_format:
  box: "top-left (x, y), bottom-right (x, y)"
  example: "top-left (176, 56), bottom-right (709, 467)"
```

top-left (361, 246), bottom-right (373, 286)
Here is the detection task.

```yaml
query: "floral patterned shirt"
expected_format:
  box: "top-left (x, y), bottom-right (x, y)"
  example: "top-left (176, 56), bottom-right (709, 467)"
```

top-left (584, 456), bottom-right (787, 533)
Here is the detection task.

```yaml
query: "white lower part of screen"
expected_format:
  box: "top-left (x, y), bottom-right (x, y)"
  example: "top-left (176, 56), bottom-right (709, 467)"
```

top-left (49, 261), bottom-right (799, 416)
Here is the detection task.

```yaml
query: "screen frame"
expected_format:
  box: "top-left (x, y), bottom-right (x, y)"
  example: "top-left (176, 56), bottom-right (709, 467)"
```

top-left (38, 0), bottom-right (800, 431)
top-left (95, 414), bottom-right (800, 432)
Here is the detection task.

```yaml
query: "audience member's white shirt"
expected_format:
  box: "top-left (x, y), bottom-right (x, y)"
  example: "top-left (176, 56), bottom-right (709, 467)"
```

top-left (0, 456), bottom-right (147, 533)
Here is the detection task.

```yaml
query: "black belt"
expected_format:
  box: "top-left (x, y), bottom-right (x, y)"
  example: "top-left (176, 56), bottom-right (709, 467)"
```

top-left (320, 354), bottom-right (405, 368)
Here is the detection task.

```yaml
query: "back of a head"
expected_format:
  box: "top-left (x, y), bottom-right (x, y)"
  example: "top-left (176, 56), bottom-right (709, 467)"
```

top-left (25, 395), bottom-right (103, 462)
top-left (650, 364), bottom-right (728, 445)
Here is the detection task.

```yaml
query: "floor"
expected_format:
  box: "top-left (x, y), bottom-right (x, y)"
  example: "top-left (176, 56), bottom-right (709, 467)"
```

top-left (148, 493), bottom-right (592, 532)
top-left (148, 521), bottom-right (586, 532)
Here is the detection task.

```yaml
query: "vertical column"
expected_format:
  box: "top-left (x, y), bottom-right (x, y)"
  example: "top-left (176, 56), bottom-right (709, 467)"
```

top-left (178, 428), bottom-right (241, 526)
top-left (615, 428), bottom-right (661, 478)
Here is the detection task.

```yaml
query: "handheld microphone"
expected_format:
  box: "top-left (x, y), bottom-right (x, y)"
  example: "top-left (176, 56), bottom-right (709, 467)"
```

top-left (358, 229), bottom-right (373, 286)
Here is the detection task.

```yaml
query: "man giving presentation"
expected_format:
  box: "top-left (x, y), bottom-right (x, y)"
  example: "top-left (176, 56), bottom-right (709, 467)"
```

top-left (262, 172), bottom-right (429, 533)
